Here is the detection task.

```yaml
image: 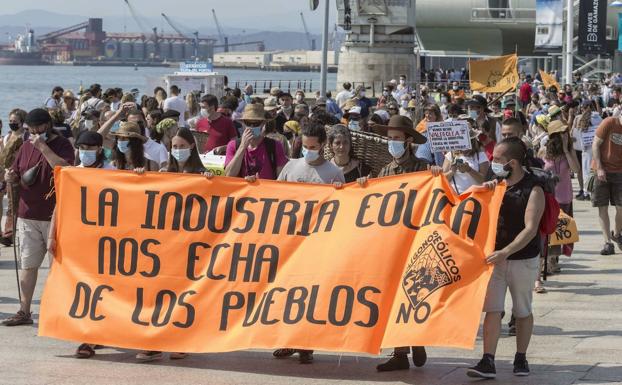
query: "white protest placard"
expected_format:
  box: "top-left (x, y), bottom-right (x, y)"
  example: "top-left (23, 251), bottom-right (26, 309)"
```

top-left (426, 121), bottom-right (472, 152)
top-left (581, 125), bottom-right (597, 149)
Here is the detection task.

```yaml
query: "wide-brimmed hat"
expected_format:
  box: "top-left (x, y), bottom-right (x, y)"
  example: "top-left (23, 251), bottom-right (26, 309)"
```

top-left (465, 95), bottom-right (492, 113)
top-left (342, 99), bottom-right (358, 111)
top-left (372, 115), bottom-right (427, 144)
top-left (547, 105), bottom-right (562, 118)
top-left (263, 98), bottom-right (279, 112)
top-left (112, 121), bottom-right (147, 142)
top-left (547, 120), bottom-right (568, 135)
top-left (238, 103), bottom-right (271, 122)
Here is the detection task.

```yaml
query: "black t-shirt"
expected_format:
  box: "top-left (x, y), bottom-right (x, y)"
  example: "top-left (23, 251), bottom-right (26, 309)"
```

top-left (343, 162), bottom-right (372, 183)
top-left (495, 172), bottom-right (542, 260)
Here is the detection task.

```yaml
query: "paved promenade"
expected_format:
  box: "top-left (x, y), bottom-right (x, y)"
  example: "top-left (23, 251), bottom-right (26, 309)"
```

top-left (0, 189), bottom-right (621, 385)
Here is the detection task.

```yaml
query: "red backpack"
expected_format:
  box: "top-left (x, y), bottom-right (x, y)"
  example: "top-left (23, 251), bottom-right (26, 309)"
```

top-left (539, 191), bottom-right (560, 235)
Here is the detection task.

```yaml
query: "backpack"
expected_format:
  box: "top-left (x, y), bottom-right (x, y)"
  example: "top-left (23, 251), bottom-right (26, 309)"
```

top-left (530, 168), bottom-right (561, 235)
top-left (235, 137), bottom-right (277, 178)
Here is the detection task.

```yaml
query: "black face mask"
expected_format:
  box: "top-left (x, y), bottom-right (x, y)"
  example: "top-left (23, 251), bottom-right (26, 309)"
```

top-left (9, 123), bottom-right (20, 131)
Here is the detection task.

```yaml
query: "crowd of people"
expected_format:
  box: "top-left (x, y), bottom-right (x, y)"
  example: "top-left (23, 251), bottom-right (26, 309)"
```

top-left (0, 69), bottom-right (620, 379)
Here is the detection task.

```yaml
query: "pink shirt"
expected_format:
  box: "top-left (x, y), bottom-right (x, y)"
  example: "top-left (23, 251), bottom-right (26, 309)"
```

top-left (544, 157), bottom-right (572, 204)
top-left (225, 137), bottom-right (288, 180)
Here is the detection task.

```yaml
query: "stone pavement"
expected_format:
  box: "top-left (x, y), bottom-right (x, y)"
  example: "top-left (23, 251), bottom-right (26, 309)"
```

top-left (0, 190), bottom-right (621, 385)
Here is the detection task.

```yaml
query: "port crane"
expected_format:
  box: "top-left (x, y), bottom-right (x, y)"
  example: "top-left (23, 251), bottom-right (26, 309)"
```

top-left (161, 13), bottom-right (199, 57)
top-left (300, 13), bottom-right (315, 50)
top-left (211, 9), bottom-right (226, 48)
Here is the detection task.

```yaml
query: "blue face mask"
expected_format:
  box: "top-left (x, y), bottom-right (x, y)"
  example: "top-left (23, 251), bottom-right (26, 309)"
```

top-left (110, 121), bottom-right (121, 133)
top-left (249, 126), bottom-right (262, 138)
top-left (302, 147), bottom-right (320, 163)
top-left (542, 104), bottom-right (549, 113)
top-left (388, 140), bottom-right (406, 159)
top-left (348, 120), bottom-right (360, 131)
top-left (468, 109), bottom-right (479, 121)
top-left (117, 140), bottom-right (130, 154)
top-left (172, 148), bottom-right (191, 163)
top-left (79, 149), bottom-right (98, 167)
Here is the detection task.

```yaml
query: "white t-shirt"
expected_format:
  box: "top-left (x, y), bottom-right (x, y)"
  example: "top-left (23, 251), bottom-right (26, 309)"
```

top-left (46, 97), bottom-right (62, 109)
top-left (335, 90), bottom-right (353, 108)
top-left (277, 158), bottom-right (345, 184)
top-left (144, 138), bottom-right (169, 166)
top-left (163, 95), bottom-right (188, 127)
top-left (445, 151), bottom-right (489, 194)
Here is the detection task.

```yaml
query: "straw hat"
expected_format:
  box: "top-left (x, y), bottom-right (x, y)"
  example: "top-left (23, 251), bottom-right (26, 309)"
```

top-left (238, 103), bottom-right (271, 122)
top-left (547, 120), bottom-right (568, 135)
top-left (112, 121), bottom-right (147, 142)
top-left (547, 105), bottom-right (562, 118)
top-left (372, 115), bottom-right (427, 144)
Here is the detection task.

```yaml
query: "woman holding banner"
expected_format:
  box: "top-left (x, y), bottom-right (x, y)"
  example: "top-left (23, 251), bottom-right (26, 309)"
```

top-left (327, 125), bottom-right (372, 182)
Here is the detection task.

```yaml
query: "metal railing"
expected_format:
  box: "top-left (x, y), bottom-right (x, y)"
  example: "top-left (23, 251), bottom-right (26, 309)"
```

top-left (232, 79), bottom-right (316, 94)
top-left (470, 7), bottom-right (535, 23)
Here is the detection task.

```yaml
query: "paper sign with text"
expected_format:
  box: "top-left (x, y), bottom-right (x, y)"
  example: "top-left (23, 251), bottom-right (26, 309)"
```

top-left (427, 121), bottom-right (472, 153)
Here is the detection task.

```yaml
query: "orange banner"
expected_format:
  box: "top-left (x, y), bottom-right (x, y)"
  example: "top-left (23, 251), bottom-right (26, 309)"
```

top-left (539, 69), bottom-right (561, 92)
top-left (469, 54), bottom-right (519, 93)
top-left (39, 168), bottom-right (505, 354)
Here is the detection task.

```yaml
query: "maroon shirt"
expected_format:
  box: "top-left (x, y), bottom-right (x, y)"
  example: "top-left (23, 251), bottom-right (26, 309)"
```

top-left (11, 135), bottom-right (75, 221)
top-left (196, 115), bottom-right (238, 153)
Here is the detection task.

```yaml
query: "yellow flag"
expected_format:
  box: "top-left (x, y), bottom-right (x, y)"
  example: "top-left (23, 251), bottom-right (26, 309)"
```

top-left (469, 54), bottom-right (519, 93)
top-left (538, 69), bottom-right (561, 92)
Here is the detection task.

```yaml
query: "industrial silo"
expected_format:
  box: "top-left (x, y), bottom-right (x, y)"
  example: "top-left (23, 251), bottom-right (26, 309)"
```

top-left (145, 40), bottom-right (156, 59)
top-left (171, 41), bottom-right (184, 60)
top-left (132, 40), bottom-right (145, 60)
top-left (159, 41), bottom-right (172, 60)
top-left (104, 40), bottom-right (118, 58)
top-left (198, 42), bottom-right (213, 61)
top-left (184, 42), bottom-right (195, 59)
top-left (120, 40), bottom-right (133, 60)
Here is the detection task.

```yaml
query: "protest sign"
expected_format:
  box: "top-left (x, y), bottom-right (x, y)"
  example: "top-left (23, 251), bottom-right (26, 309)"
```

top-left (427, 121), bottom-right (472, 153)
top-left (200, 153), bottom-right (226, 176)
top-left (39, 168), bottom-right (505, 353)
top-left (469, 54), bottom-right (519, 93)
top-left (581, 126), bottom-right (597, 150)
top-left (549, 211), bottom-right (579, 246)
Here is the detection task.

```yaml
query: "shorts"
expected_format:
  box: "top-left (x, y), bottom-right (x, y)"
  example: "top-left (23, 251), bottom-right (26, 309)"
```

top-left (592, 172), bottom-right (622, 207)
top-left (483, 257), bottom-right (539, 319)
top-left (17, 218), bottom-right (51, 270)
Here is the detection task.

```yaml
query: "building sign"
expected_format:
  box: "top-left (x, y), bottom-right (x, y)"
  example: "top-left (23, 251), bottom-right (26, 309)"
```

top-left (180, 60), bottom-right (213, 73)
top-left (578, 0), bottom-right (607, 56)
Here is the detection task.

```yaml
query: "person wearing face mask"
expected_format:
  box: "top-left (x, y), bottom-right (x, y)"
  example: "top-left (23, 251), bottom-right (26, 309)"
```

top-left (294, 90), bottom-right (306, 105)
top-left (196, 94), bottom-right (238, 155)
top-left (273, 121), bottom-right (344, 365)
top-left (275, 92), bottom-right (295, 135)
top-left (414, 105), bottom-right (445, 166)
top-left (243, 84), bottom-right (254, 104)
top-left (366, 114), bottom-right (441, 372)
top-left (439, 92), bottom-right (451, 120)
top-left (468, 137), bottom-right (545, 379)
top-left (344, 106), bottom-right (363, 131)
top-left (110, 121), bottom-right (157, 172)
top-left (376, 83), bottom-right (397, 109)
top-left (466, 95), bottom-right (501, 161)
top-left (354, 85), bottom-right (372, 119)
top-left (2, 108), bottom-right (74, 327)
top-left (0, 109), bottom-right (28, 246)
top-left (224, 104), bottom-right (288, 180)
top-left (448, 81), bottom-right (465, 102)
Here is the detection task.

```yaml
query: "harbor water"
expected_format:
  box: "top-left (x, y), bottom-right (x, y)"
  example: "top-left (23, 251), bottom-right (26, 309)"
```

top-left (0, 65), bottom-right (338, 133)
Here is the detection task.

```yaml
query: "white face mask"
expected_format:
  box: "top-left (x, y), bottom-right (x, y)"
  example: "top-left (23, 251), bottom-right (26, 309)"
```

top-left (200, 108), bottom-right (209, 118)
top-left (84, 120), bottom-right (94, 130)
top-left (453, 86), bottom-right (459, 91)
top-left (491, 161), bottom-right (510, 178)
top-left (172, 148), bottom-right (191, 163)
top-left (400, 79), bottom-right (406, 85)
top-left (296, 95), bottom-right (304, 102)
top-left (468, 109), bottom-right (479, 120)
top-left (359, 91), bottom-right (366, 98)
top-left (388, 140), bottom-right (406, 159)
top-left (301, 147), bottom-right (320, 163)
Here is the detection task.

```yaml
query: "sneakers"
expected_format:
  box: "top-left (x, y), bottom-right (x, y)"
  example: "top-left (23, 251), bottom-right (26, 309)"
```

top-left (136, 351), bottom-right (163, 362)
top-left (611, 231), bottom-right (622, 251)
top-left (376, 353), bottom-right (410, 372)
top-left (575, 190), bottom-right (585, 200)
top-left (2, 310), bottom-right (33, 326)
top-left (513, 359), bottom-right (530, 376)
top-left (411, 346), bottom-right (427, 367)
top-left (601, 242), bottom-right (615, 255)
top-left (467, 357), bottom-right (496, 379)
top-left (298, 350), bottom-right (314, 364)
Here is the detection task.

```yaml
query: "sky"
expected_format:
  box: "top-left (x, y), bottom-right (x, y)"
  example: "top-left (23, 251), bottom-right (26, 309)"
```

top-left (0, 0), bottom-right (338, 33)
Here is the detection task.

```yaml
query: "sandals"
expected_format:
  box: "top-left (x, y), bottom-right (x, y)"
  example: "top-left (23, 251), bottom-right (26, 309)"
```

top-left (534, 282), bottom-right (547, 294)
top-left (75, 343), bottom-right (96, 359)
top-left (273, 348), bottom-right (296, 358)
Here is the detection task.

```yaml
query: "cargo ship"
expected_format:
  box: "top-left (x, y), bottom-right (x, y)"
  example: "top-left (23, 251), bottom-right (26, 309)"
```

top-left (0, 30), bottom-right (47, 65)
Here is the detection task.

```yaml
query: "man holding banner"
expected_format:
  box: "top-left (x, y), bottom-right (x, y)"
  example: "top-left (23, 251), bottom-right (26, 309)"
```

top-left (468, 137), bottom-right (545, 379)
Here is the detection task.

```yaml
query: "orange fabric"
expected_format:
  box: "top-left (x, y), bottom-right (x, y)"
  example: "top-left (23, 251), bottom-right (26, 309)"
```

top-left (593, 117), bottom-right (622, 173)
top-left (449, 89), bottom-right (465, 101)
top-left (39, 168), bottom-right (505, 353)
top-left (416, 119), bottom-right (428, 133)
top-left (538, 69), bottom-right (561, 92)
top-left (469, 54), bottom-right (519, 93)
